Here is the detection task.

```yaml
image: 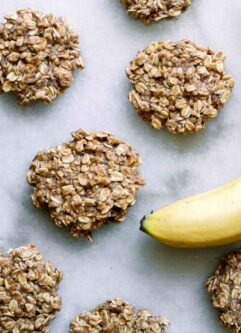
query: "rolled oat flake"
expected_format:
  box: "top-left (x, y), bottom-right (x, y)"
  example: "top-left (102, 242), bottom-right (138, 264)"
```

top-left (0, 8), bottom-right (84, 106)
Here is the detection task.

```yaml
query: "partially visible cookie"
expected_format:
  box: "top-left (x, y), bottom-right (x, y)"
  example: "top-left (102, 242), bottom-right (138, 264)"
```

top-left (126, 39), bottom-right (234, 134)
top-left (206, 248), bottom-right (241, 332)
top-left (27, 129), bottom-right (145, 239)
top-left (0, 243), bottom-right (63, 333)
top-left (70, 297), bottom-right (169, 332)
top-left (120, 0), bottom-right (191, 24)
top-left (0, 8), bottom-right (84, 106)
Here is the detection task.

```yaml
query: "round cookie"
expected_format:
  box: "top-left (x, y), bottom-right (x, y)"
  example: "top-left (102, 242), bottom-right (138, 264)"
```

top-left (70, 297), bottom-right (169, 332)
top-left (126, 39), bottom-right (234, 134)
top-left (206, 248), bottom-right (241, 332)
top-left (120, 0), bottom-right (191, 24)
top-left (27, 129), bottom-right (145, 239)
top-left (0, 8), bottom-right (84, 106)
top-left (0, 244), bottom-right (62, 333)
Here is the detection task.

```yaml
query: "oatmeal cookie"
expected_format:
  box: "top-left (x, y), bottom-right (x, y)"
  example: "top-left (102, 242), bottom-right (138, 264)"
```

top-left (120, 0), bottom-right (191, 24)
top-left (0, 243), bottom-right (63, 333)
top-left (27, 129), bottom-right (145, 239)
top-left (126, 39), bottom-right (234, 134)
top-left (0, 8), bottom-right (84, 106)
top-left (206, 248), bottom-right (241, 332)
top-left (70, 297), bottom-right (169, 332)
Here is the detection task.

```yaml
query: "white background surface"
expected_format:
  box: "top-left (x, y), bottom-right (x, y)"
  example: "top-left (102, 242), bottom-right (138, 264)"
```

top-left (0, 0), bottom-right (241, 332)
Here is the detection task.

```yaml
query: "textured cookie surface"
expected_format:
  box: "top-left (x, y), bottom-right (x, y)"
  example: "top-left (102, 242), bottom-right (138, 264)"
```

top-left (0, 8), bottom-right (84, 106)
top-left (120, 0), bottom-right (191, 24)
top-left (0, 243), bottom-right (63, 333)
top-left (126, 39), bottom-right (234, 134)
top-left (206, 248), bottom-right (241, 332)
top-left (70, 297), bottom-right (169, 332)
top-left (27, 129), bottom-right (145, 239)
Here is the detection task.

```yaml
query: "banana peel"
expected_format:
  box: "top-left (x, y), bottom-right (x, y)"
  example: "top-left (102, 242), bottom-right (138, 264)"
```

top-left (140, 177), bottom-right (241, 248)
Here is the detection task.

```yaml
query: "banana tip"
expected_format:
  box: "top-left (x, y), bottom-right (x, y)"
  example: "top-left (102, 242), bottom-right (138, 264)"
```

top-left (140, 211), bottom-right (153, 233)
top-left (140, 215), bottom-right (146, 232)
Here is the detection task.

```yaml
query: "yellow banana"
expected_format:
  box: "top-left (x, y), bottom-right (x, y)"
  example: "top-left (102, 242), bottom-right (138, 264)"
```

top-left (140, 177), bottom-right (241, 248)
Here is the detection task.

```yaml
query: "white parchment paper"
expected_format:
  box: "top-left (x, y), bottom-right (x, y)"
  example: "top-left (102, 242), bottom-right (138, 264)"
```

top-left (0, 1), bottom-right (241, 332)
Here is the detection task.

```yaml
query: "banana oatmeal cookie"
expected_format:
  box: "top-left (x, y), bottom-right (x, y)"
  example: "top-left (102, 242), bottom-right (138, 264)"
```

top-left (126, 39), bottom-right (234, 134)
top-left (0, 8), bottom-right (84, 106)
top-left (70, 297), bottom-right (169, 332)
top-left (120, 0), bottom-right (191, 24)
top-left (27, 129), bottom-right (145, 239)
top-left (0, 243), bottom-right (63, 333)
top-left (206, 248), bottom-right (241, 333)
